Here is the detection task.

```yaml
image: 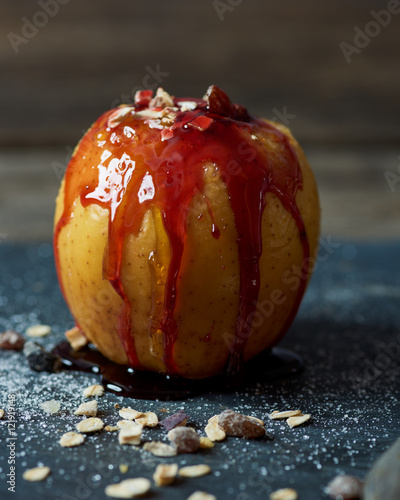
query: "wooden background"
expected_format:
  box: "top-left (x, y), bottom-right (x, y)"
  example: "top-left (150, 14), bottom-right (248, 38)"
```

top-left (0, 0), bottom-right (399, 242)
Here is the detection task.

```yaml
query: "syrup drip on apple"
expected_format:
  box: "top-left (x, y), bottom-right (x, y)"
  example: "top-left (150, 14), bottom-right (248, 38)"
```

top-left (54, 85), bottom-right (310, 378)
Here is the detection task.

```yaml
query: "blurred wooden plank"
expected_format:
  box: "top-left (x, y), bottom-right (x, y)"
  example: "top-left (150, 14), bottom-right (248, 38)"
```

top-left (0, 0), bottom-right (399, 145)
top-left (1, 145), bottom-right (399, 243)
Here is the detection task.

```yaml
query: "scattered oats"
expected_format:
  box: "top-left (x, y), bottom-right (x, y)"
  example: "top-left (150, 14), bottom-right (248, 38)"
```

top-left (325, 474), bottom-right (364, 499)
top-left (118, 423), bottom-right (143, 445)
top-left (179, 464), bottom-right (211, 478)
top-left (65, 326), bottom-right (88, 350)
top-left (270, 488), bottom-right (298, 500)
top-left (119, 408), bottom-right (144, 420)
top-left (23, 466), bottom-right (51, 482)
top-left (153, 463), bottom-right (178, 487)
top-left (119, 464), bottom-right (129, 474)
top-left (26, 324), bottom-right (51, 337)
top-left (76, 417), bottom-right (104, 433)
top-left (40, 399), bottom-right (61, 414)
top-left (287, 414), bottom-right (311, 428)
top-left (199, 437), bottom-right (215, 449)
top-left (117, 420), bottom-right (139, 430)
top-left (218, 409), bottom-right (265, 439)
top-left (168, 427), bottom-right (200, 453)
top-left (179, 101), bottom-right (197, 112)
top-left (83, 384), bottom-right (104, 397)
top-left (74, 400), bottom-right (97, 417)
top-left (143, 441), bottom-right (178, 457)
top-left (0, 409), bottom-right (4, 419)
top-left (105, 425), bottom-right (119, 432)
top-left (105, 478), bottom-right (151, 498)
top-left (59, 431), bottom-right (85, 448)
top-left (270, 410), bottom-right (302, 420)
top-left (186, 491), bottom-right (217, 500)
top-left (205, 416), bottom-right (226, 442)
top-left (136, 412), bottom-right (158, 428)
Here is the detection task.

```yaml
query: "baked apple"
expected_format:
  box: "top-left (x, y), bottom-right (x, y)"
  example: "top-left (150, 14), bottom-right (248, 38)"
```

top-left (54, 86), bottom-right (320, 379)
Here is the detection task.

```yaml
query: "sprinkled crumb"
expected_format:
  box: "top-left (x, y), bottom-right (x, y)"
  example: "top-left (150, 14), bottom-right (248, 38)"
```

top-left (26, 324), bottom-right (51, 337)
top-left (23, 466), bottom-right (51, 482)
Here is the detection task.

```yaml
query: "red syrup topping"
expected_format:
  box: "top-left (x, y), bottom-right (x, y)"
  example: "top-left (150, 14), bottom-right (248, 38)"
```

top-left (54, 85), bottom-right (310, 378)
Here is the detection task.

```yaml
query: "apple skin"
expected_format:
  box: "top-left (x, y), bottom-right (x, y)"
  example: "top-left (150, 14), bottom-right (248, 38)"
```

top-left (54, 91), bottom-right (320, 379)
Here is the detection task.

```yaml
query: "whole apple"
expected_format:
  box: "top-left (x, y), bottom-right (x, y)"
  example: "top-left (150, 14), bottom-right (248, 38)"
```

top-left (54, 86), bottom-right (320, 379)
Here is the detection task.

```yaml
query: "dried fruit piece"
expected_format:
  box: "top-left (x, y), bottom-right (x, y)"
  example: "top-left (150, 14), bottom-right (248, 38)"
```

top-left (217, 409), bottom-right (265, 439)
top-left (186, 491), bottom-right (216, 500)
top-left (83, 384), bottom-right (104, 397)
top-left (160, 410), bottom-right (188, 431)
top-left (23, 466), bottom-right (51, 482)
top-left (326, 474), bottom-right (364, 500)
top-left (26, 324), bottom-right (51, 337)
top-left (135, 89), bottom-right (153, 107)
top-left (118, 423), bottom-right (143, 445)
top-left (179, 101), bottom-right (197, 112)
top-left (287, 414), bottom-right (311, 428)
top-left (135, 412), bottom-right (158, 428)
top-left (0, 330), bottom-right (25, 350)
top-left (143, 441), bottom-right (178, 457)
top-left (65, 326), bottom-right (88, 350)
top-left (76, 417), bottom-right (104, 433)
top-left (205, 84), bottom-right (235, 118)
top-left (168, 427), bottom-right (200, 453)
top-left (153, 463), bottom-right (178, 487)
top-left (105, 478), bottom-right (151, 498)
top-left (24, 341), bottom-right (61, 372)
top-left (179, 464), bottom-right (211, 478)
top-left (104, 425), bottom-right (119, 432)
top-left (199, 437), bottom-right (214, 449)
top-left (270, 488), bottom-right (298, 500)
top-left (205, 416), bottom-right (226, 442)
top-left (59, 431), bottom-right (85, 448)
top-left (119, 408), bottom-right (144, 420)
top-left (270, 410), bottom-right (301, 420)
top-left (74, 400), bottom-right (97, 417)
top-left (41, 400), bottom-right (61, 414)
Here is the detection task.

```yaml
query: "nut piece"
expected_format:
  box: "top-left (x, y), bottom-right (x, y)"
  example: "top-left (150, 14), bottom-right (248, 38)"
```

top-left (119, 408), bottom-right (144, 420)
top-left (179, 464), bottom-right (212, 478)
top-left (153, 463), bottom-right (178, 487)
top-left (270, 488), bottom-right (298, 500)
top-left (287, 414), bottom-right (311, 428)
top-left (199, 437), bottom-right (215, 449)
top-left (179, 101), bottom-right (197, 112)
top-left (65, 326), bottom-right (88, 350)
top-left (270, 410), bottom-right (302, 420)
top-left (59, 431), bottom-right (85, 448)
top-left (217, 409), bottom-right (265, 439)
top-left (105, 478), bottom-right (151, 498)
top-left (74, 400), bottom-right (97, 417)
top-left (118, 423), bottom-right (143, 446)
top-left (0, 409), bottom-right (4, 419)
top-left (76, 417), bottom-right (104, 433)
top-left (160, 410), bottom-right (188, 431)
top-left (149, 87), bottom-right (174, 108)
top-left (104, 425), bottom-right (119, 432)
top-left (24, 340), bottom-right (61, 373)
top-left (107, 107), bottom-right (134, 129)
top-left (26, 324), bottom-right (51, 337)
top-left (325, 474), bottom-right (364, 500)
top-left (41, 400), bottom-right (61, 414)
top-left (168, 427), bottom-right (200, 453)
top-left (23, 466), bottom-right (51, 482)
top-left (83, 384), bottom-right (104, 397)
top-left (135, 412), bottom-right (158, 428)
top-left (143, 441), bottom-right (178, 457)
top-left (205, 416), bottom-right (226, 442)
top-left (186, 492), bottom-right (217, 500)
top-left (0, 330), bottom-right (25, 350)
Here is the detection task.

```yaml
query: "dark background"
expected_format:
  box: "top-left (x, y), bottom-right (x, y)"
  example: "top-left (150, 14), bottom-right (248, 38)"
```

top-left (0, 0), bottom-right (399, 240)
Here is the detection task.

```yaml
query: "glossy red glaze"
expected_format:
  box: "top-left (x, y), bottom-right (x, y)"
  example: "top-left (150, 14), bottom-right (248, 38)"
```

top-left (54, 86), bottom-right (309, 377)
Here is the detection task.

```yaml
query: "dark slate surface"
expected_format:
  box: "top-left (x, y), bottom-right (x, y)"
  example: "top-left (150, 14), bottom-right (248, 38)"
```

top-left (0, 241), bottom-right (400, 499)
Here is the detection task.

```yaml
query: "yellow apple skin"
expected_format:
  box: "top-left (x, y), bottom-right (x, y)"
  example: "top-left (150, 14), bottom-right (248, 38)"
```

top-left (54, 90), bottom-right (320, 379)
